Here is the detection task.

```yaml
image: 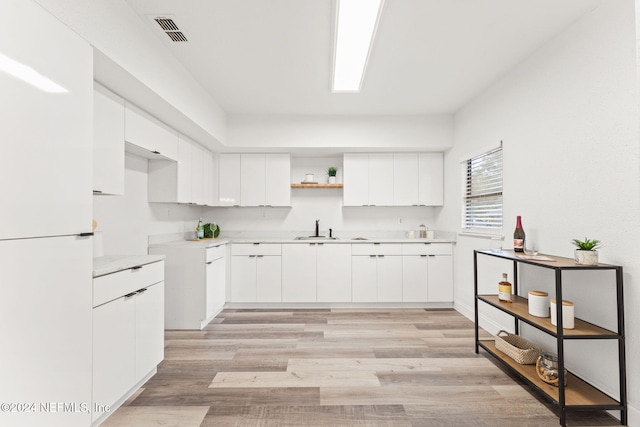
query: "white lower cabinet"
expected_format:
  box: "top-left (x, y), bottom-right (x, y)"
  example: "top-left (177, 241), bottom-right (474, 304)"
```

top-left (316, 244), bottom-right (352, 302)
top-left (401, 243), bottom-right (453, 302)
top-left (149, 245), bottom-right (226, 329)
top-left (92, 294), bottom-right (136, 422)
top-left (92, 261), bottom-right (164, 423)
top-left (352, 244), bottom-right (403, 302)
top-left (282, 243), bottom-right (352, 303)
top-left (231, 244), bottom-right (282, 302)
top-left (282, 244), bottom-right (317, 302)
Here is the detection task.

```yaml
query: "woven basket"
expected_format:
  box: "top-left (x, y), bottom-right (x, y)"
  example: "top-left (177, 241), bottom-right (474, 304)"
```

top-left (494, 330), bottom-right (542, 365)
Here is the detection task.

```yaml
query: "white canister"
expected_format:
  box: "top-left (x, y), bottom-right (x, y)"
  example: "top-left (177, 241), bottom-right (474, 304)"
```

top-left (550, 299), bottom-right (575, 329)
top-left (528, 290), bottom-right (549, 318)
top-left (304, 173), bottom-right (315, 182)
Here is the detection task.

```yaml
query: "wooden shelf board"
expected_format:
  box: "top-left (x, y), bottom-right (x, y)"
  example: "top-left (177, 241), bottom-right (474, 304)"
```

top-left (479, 340), bottom-right (620, 407)
top-left (478, 295), bottom-right (617, 337)
top-left (476, 249), bottom-right (620, 269)
top-left (291, 183), bottom-right (343, 188)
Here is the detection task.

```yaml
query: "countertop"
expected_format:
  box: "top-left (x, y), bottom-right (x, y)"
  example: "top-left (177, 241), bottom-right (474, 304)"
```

top-left (93, 254), bottom-right (166, 278)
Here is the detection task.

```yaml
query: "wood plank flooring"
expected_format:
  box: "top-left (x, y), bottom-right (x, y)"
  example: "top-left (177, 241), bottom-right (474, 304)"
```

top-left (102, 309), bottom-right (622, 426)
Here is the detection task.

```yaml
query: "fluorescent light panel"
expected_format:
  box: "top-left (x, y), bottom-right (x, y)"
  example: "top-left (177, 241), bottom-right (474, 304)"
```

top-left (0, 52), bottom-right (67, 93)
top-left (332, 0), bottom-right (383, 92)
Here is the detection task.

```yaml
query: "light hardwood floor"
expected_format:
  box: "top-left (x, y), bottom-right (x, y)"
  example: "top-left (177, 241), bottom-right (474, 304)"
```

top-left (102, 309), bottom-right (622, 427)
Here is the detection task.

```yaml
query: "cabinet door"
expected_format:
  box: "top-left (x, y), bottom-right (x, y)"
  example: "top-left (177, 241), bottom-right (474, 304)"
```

top-left (282, 244), bottom-right (317, 302)
top-left (241, 154), bottom-right (266, 206)
top-left (393, 153), bottom-right (419, 206)
top-left (369, 154), bottom-right (394, 206)
top-left (219, 154), bottom-right (241, 206)
top-left (427, 255), bottom-right (453, 302)
top-left (204, 151), bottom-right (217, 206)
top-left (265, 154), bottom-right (291, 206)
top-left (124, 104), bottom-right (178, 161)
top-left (418, 153), bottom-right (444, 206)
top-left (191, 143), bottom-right (205, 205)
top-left (0, 0), bottom-right (92, 239)
top-left (93, 295), bottom-right (136, 422)
top-left (134, 282), bottom-right (164, 384)
top-left (402, 255), bottom-right (429, 302)
top-left (93, 85), bottom-right (125, 195)
top-left (231, 256), bottom-right (257, 302)
top-left (377, 255), bottom-right (403, 302)
top-left (343, 153), bottom-right (369, 206)
top-left (352, 255), bottom-right (378, 302)
top-left (177, 136), bottom-right (192, 203)
top-left (0, 236), bottom-right (92, 427)
top-left (257, 256), bottom-right (282, 302)
top-left (317, 244), bottom-right (352, 302)
top-left (206, 257), bottom-right (225, 319)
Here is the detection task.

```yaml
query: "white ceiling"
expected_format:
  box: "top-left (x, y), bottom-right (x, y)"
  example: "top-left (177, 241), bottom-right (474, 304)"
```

top-left (124, 0), bottom-right (602, 116)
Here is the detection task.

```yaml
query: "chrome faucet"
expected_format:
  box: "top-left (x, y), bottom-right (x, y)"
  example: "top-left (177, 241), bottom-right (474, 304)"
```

top-left (315, 219), bottom-right (320, 237)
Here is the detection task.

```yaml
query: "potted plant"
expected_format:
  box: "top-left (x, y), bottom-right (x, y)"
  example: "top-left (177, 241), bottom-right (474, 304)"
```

top-left (326, 166), bottom-right (338, 184)
top-left (571, 237), bottom-right (601, 265)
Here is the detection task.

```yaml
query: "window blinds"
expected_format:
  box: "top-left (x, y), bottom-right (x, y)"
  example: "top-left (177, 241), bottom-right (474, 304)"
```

top-left (464, 146), bottom-right (503, 230)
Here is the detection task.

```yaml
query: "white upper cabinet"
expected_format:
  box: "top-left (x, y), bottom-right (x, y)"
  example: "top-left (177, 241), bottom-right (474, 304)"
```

top-left (218, 154), bottom-right (241, 206)
top-left (265, 154), bottom-right (291, 206)
top-left (418, 153), bottom-right (444, 206)
top-left (222, 154), bottom-right (290, 207)
top-left (343, 153), bottom-right (369, 206)
top-left (191, 143), bottom-right (205, 205)
top-left (148, 135), bottom-right (213, 205)
top-left (393, 153), bottom-right (419, 206)
top-left (343, 152), bottom-right (443, 207)
top-left (0, 0), bottom-right (92, 239)
top-left (204, 151), bottom-right (217, 206)
top-left (369, 154), bottom-right (394, 206)
top-left (124, 103), bottom-right (178, 161)
top-left (240, 154), bottom-right (291, 206)
top-left (93, 84), bottom-right (125, 195)
top-left (240, 154), bottom-right (266, 206)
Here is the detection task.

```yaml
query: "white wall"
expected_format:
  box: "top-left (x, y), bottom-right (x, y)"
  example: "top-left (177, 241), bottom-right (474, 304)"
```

top-left (438, 1), bottom-right (639, 423)
top-left (227, 114), bottom-right (453, 151)
top-left (93, 153), bottom-right (203, 255)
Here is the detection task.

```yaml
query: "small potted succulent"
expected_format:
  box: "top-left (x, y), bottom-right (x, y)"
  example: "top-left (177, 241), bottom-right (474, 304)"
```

top-left (571, 237), bottom-right (601, 265)
top-left (326, 166), bottom-right (338, 184)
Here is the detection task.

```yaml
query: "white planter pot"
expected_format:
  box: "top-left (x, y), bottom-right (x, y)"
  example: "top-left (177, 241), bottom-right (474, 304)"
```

top-left (328, 176), bottom-right (337, 184)
top-left (574, 249), bottom-right (598, 265)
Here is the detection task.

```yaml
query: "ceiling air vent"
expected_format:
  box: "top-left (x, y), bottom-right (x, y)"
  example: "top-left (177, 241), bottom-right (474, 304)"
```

top-left (154, 17), bottom-right (188, 42)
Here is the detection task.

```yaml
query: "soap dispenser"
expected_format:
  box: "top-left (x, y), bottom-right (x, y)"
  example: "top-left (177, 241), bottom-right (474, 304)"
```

top-left (419, 224), bottom-right (427, 238)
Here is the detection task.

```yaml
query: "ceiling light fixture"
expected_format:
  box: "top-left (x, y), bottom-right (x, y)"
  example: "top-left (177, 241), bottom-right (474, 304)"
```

top-left (0, 52), bottom-right (67, 93)
top-left (332, 0), bottom-right (384, 93)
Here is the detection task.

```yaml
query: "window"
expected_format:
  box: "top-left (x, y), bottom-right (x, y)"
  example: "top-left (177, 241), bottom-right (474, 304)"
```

top-left (463, 145), bottom-right (503, 230)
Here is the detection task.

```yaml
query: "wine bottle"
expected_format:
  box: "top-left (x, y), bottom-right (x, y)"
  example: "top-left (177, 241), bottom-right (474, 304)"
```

top-left (513, 215), bottom-right (525, 252)
top-left (498, 273), bottom-right (512, 303)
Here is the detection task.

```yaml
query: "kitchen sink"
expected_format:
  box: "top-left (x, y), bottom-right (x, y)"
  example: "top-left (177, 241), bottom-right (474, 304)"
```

top-left (294, 236), bottom-right (338, 240)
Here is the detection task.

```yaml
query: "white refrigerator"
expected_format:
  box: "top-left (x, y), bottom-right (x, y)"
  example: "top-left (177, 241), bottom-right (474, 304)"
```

top-left (0, 1), bottom-right (94, 426)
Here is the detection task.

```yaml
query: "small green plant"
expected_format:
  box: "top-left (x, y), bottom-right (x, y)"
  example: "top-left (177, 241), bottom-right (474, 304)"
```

top-left (326, 167), bottom-right (338, 177)
top-left (571, 237), bottom-right (601, 251)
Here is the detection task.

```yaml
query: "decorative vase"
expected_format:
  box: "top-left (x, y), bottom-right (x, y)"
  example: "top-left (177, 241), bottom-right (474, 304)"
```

top-left (574, 249), bottom-right (598, 265)
top-left (328, 176), bottom-right (337, 184)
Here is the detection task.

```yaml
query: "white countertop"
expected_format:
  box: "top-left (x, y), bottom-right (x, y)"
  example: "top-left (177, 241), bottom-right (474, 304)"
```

top-left (93, 254), bottom-right (166, 278)
top-left (148, 239), bottom-right (230, 249)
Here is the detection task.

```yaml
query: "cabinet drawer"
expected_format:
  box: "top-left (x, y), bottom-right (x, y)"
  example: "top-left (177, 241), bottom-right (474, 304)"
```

top-left (206, 245), bottom-right (225, 262)
top-left (231, 243), bottom-right (282, 256)
top-left (351, 243), bottom-right (402, 256)
top-left (93, 261), bottom-right (164, 307)
top-left (402, 243), bottom-right (452, 256)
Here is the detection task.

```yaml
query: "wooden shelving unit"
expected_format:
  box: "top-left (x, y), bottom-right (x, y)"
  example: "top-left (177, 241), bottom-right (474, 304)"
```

top-left (290, 183), bottom-right (343, 188)
top-left (474, 249), bottom-right (626, 426)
